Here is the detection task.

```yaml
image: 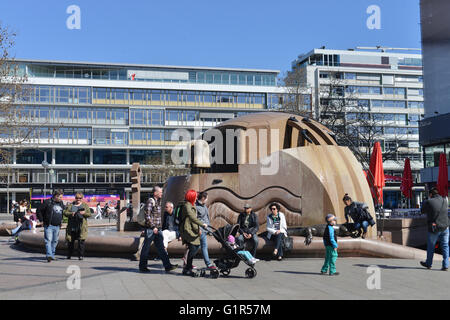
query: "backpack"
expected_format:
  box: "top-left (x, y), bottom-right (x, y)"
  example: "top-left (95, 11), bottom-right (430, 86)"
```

top-left (136, 202), bottom-right (148, 227)
top-left (357, 203), bottom-right (376, 226)
top-left (173, 203), bottom-right (184, 228)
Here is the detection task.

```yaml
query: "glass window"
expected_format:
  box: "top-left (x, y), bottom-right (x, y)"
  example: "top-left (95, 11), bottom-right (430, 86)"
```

top-left (112, 131), bottom-right (128, 145)
top-left (203, 92), bottom-right (214, 103)
top-left (93, 149), bottom-right (127, 164)
top-left (130, 150), bottom-right (162, 165)
top-left (151, 90), bottom-right (161, 101)
top-left (76, 172), bottom-right (88, 183)
top-left (345, 73), bottom-right (356, 80)
top-left (93, 128), bottom-right (110, 145)
top-left (213, 74), bottom-right (221, 84)
top-left (151, 110), bottom-right (162, 125)
top-left (16, 149), bottom-right (50, 164)
top-left (168, 110), bottom-right (178, 121)
top-left (132, 109), bottom-right (144, 125)
top-left (58, 87), bottom-right (70, 103)
top-left (246, 75), bottom-right (254, 85)
top-left (115, 89), bottom-right (128, 101)
top-left (424, 144), bottom-right (445, 168)
top-left (230, 74), bottom-right (238, 85)
top-left (169, 91), bottom-right (178, 102)
top-left (206, 73), bottom-right (213, 84)
top-left (56, 149), bottom-right (90, 164)
top-left (239, 75), bottom-right (246, 85)
top-left (255, 75), bottom-right (262, 86)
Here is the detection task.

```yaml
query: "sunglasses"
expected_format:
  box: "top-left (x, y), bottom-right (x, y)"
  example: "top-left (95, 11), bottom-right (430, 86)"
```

top-left (75, 197), bottom-right (83, 200)
top-left (270, 208), bottom-right (277, 211)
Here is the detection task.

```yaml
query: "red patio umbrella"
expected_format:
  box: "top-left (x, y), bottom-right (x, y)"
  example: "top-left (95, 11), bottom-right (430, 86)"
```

top-left (368, 141), bottom-right (385, 205)
top-left (437, 153), bottom-right (448, 197)
top-left (400, 158), bottom-right (413, 200)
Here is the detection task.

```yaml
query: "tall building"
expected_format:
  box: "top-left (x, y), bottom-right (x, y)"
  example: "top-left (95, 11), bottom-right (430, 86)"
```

top-left (419, 0), bottom-right (450, 195)
top-left (291, 48), bottom-right (425, 208)
top-left (0, 59), bottom-right (287, 210)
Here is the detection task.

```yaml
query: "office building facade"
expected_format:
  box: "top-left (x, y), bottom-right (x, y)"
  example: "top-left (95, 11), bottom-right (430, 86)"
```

top-left (419, 0), bottom-right (450, 195)
top-left (0, 60), bottom-right (287, 210)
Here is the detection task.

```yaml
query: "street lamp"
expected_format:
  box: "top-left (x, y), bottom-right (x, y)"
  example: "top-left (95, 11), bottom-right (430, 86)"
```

top-left (41, 160), bottom-right (49, 199)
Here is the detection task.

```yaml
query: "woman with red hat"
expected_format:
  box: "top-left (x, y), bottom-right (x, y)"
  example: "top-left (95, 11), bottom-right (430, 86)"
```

top-left (179, 189), bottom-right (208, 276)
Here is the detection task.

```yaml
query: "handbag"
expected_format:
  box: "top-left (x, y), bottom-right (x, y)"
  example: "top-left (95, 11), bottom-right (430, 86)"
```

top-left (282, 235), bottom-right (294, 252)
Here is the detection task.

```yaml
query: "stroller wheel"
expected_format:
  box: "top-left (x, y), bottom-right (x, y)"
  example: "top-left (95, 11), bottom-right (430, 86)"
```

top-left (245, 268), bottom-right (257, 279)
top-left (210, 269), bottom-right (220, 279)
top-left (220, 269), bottom-right (231, 277)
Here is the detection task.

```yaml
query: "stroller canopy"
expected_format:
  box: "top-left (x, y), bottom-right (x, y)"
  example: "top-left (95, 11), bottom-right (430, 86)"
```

top-left (213, 224), bottom-right (240, 242)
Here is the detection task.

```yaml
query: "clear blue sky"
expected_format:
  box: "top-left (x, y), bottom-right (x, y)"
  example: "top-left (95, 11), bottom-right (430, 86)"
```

top-left (0, 0), bottom-right (421, 74)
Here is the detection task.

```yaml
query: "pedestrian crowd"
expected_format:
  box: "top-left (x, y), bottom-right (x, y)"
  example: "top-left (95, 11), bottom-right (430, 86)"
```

top-left (6, 186), bottom-right (447, 276)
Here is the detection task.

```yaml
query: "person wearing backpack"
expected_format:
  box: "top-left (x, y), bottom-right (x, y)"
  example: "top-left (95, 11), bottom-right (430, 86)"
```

top-left (64, 192), bottom-right (91, 260)
top-left (161, 201), bottom-right (180, 251)
top-left (36, 190), bottom-right (65, 262)
top-left (138, 186), bottom-right (178, 273)
top-left (179, 189), bottom-right (208, 276)
top-left (420, 187), bottom-right (449, 271)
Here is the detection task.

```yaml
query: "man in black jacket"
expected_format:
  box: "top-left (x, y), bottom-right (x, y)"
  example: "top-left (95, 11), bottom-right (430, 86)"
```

top-left (420, 187), bottom-right (449, 271)
top-left (37, 190), bottom-right (65, 262)
top-left (237, 204), bottom-right (259, 257)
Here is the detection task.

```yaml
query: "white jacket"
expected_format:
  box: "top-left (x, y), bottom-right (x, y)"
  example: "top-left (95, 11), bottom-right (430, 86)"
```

top-left (266, 212), bottom-right (288, 239)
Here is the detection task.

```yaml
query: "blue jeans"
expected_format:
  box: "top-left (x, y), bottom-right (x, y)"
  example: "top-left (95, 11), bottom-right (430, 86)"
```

top-left (237, 234), bottom-right (259, 257)
top-left (271, 233), bottom-right (285, 257)
top-left (237, 250), bottom-right (254, 262)
top-left (11, 226), bottom-right (21, 236)
top-left (426, 227), bottom-right (449, 269)
top-left (139, 229), bottom-right (171, 270)
top-left (44, 225), bottom-right (60, 259)
top-left (354, 220), bottom-right (369, 234)
top-left (200, 232), bottom-right (212, 267)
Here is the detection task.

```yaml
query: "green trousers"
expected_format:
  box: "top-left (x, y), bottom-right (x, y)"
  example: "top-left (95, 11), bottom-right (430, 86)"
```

top-left (321, 246), bottom-right (338, 274)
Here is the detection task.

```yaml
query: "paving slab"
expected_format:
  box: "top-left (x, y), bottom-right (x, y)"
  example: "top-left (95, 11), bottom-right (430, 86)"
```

top-left (1, 238), bottom-right (449, 300)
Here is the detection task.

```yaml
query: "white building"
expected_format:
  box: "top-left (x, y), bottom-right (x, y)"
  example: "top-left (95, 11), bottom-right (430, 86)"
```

top-left (291, 48), bottom-right (425, 208)
top-left (0, 59), bottom-right (288, 211)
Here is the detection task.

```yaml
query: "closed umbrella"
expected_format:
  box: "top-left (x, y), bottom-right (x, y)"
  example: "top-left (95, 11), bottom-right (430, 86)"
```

top-left (400, 158), bottom-right (413, 207)
top-left (368, 141), bottom-right (385, 205)
top-left (436, 153), bottom-right (448, 197)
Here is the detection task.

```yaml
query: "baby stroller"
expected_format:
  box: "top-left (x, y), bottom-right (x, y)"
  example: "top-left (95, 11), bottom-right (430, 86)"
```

top-left (210, 224), bottom-right (258, 279)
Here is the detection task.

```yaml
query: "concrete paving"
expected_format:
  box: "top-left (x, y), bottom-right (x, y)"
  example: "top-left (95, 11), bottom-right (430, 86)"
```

top-left (1, 237), bottom-right (449, 300)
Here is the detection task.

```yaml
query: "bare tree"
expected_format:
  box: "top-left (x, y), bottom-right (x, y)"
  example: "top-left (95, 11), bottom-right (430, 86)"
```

top-left (0, 24), bottom-right (33, 151)
top-left (0, 23), bottom-right (36, 212)
top-left (278, 67), bottom-right (312, 117)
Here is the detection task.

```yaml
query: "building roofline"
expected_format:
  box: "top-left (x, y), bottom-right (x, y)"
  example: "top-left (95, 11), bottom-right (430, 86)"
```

top-left (293, 48), bottom-right (422, 66)
top-left (14, 58), bottom-right (280, 74)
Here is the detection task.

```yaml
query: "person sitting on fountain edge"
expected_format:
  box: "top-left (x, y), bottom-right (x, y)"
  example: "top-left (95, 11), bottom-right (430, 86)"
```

top-left (343, 194), bottom-right (375, 239)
